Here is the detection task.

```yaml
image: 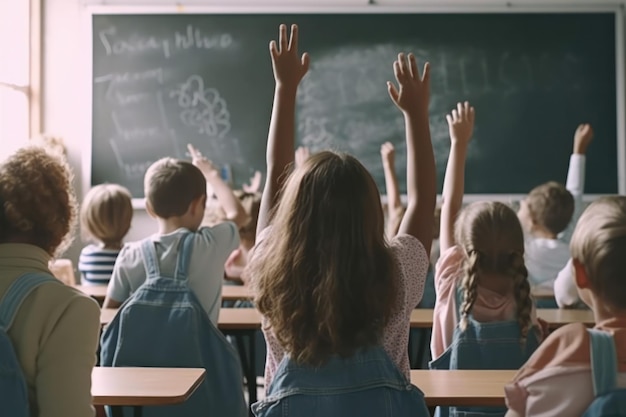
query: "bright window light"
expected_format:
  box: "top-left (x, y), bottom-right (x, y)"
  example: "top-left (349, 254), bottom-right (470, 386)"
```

top-left (0, 0), bottom-right (30, 162)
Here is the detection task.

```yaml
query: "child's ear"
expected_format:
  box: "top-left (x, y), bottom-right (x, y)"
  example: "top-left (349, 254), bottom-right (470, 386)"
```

top-left (190, 195), bottom-right (207, 216)
top-left (573, 259), bottom-right (591, 289)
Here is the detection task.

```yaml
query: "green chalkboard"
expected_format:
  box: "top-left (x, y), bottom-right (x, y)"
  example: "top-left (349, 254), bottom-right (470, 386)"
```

top-left (92, 12), bottom-right (619, 197)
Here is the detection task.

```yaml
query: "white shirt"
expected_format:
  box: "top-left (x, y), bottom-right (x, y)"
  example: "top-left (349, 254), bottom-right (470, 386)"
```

top-left (525, 154), bottom-right (585, 289)
top-left (107, 223), bottom-right (239, 325)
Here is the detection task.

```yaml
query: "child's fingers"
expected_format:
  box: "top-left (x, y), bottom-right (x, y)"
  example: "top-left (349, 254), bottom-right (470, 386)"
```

top-left (387, 81), bottom-right (399, 104)
top-left (279, 24), bottom-right (288, 52)
top-left (187, 144), bottom-right (199, 158)
top-left (469, 106), bottom-right (476, 123)
top-left (452, 109), bottom-right (458, 122)
top-left (446, 114), bottom-right (453, 127)
top-left (457, 102), bottom-right (464, 119)
top-left (301, 52), bottom-right (310, 72)
top-left (397, 53), bottom-right (408, 78)
top-left (288, 24), bottom-right (298, 52)
top-left (421, 62), bottom-right (431, 84)
top-left (270, 40), bottom-right (278, 57)
top-left (408, 53), bottom-right (418, 80)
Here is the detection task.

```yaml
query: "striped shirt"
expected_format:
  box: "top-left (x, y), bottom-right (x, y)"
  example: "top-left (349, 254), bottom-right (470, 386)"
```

top-left (78, 244), bottom-right (120, 285)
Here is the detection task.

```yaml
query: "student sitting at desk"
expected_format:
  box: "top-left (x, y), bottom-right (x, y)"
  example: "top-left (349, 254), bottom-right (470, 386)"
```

top-left (517, 124), bottom-right (593, 304)
top-left (246, 24), bottom-right (434, 416)
top-left (0, 147), bottom-right (100, 417)
top-left (430, 102), bottom-right (545, 417)
top-left (506, 196), bottom-right (626, 416)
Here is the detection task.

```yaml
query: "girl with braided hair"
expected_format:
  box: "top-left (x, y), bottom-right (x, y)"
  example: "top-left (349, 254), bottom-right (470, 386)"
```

top-left (429, 102), bottom-right (545, 417)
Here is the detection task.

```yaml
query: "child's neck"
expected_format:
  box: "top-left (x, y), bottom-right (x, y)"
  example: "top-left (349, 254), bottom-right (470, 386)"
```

top-left (531, 227), bottom-right (557, 240)
top-left (155, 216), bottom-right (197, 235)
top-left (101, 242), bottom-right (123, 250)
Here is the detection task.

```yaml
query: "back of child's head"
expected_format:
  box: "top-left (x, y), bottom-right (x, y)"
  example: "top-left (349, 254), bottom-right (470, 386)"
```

top-left (144, 157), bottom-right (206, 218)
top-left (525, 181), bottom-right (574, 236)
top-left (236, 190), bottom-right (261, 249)
top-left (455, 201), bottom-right (532, 341)
top-left (0, 147), bottom-right (77, 256)
top-left (31, 133), bottom-right (68, 159)
top-left (252, 150), bottom-right (397, 366)
top-left (81, 184), bottom-right (133, 247)
top-left (570, 196), bottom-right (626, 311)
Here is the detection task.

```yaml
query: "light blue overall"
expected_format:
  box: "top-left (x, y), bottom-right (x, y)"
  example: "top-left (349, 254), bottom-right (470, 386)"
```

top-left (429, 288), bottom-right (541, 417)
top-left (252, 346), bottom-right (429, 417)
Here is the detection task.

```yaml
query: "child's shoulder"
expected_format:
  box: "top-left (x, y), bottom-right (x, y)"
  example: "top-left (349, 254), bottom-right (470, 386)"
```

top-left (513, 322), bottom-right (590, 383)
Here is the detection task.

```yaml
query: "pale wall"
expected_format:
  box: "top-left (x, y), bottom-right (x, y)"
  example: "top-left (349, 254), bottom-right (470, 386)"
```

top-left (43, 0), bottom-right (625, 265)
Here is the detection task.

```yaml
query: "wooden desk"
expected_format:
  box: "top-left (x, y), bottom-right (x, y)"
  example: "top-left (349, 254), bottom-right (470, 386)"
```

top-left (409, 308), bottom-right (594, 329)
top-left (410, 370), bottom-right (514, 407)
top-left (92, 367), bottom-right (205, 417)
top-left (222, 285), bottom-right (253, 302)
top-left (78, 284), bottom-right (253, 304)
top-left (100, 307), bottom-right (262, 329)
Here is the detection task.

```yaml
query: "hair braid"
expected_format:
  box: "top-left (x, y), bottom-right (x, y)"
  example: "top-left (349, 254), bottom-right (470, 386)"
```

top-left (459, 250), bottom-right (481, 331)
top-left (510, 251), bottom-right (533, 346)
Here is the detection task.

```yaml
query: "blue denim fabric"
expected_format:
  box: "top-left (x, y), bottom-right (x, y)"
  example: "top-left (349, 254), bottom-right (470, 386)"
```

top-left (252, 346), bottom-right (429, 417)
top-left (429, 288), bottom-right (540, 417)
top-left (100, 233), bottom-right (247, 417)
top-left (582, 329), bottom-right (626, 417)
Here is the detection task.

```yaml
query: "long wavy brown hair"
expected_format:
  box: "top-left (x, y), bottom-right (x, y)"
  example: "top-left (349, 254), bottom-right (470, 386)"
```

top-left (249, 151), bottom-right (398, 367)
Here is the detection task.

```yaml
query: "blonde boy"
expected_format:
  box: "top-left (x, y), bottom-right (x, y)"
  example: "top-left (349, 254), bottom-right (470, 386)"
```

top-left (505, 196), bottom-right (626, 416)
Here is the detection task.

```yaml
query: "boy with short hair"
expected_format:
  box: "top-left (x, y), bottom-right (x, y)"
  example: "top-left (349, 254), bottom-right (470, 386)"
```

top-left (517, 124), bottom-right (593, 291)
top-left (103, 145), bottom-right (249, 325)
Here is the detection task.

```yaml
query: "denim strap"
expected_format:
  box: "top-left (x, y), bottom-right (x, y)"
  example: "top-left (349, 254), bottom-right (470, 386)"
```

top-left (140, 239), bottom-right (162, 280)
top-left (173, 233), bottom-right (195, 281)
top-left (588, 328), bottom-right (618, 396)
top-left (0, 273), bottom-right (59, 331)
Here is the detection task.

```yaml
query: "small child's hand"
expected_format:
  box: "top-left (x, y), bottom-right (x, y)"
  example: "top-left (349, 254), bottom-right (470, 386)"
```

top-left (187, 144), bottom-right (218, 177)
top-left (387, 53), bottom-right (430, 115)
top-left (270, 24), bottom-right (310, 90)
top-left (243, 171), bottom-right (262, 194)
top-left (573, 123), bottom-right (593, 155)
top-left (380, 142), bottom-right (395, 167)
top-left (295, 146), bottom-right (310, 168)
top-left (446, 101), bottom-right (475, 145)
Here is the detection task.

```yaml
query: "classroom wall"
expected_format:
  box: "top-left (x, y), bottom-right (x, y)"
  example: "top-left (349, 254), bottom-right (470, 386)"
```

top-left (43, 0), bottom-right (626, 266)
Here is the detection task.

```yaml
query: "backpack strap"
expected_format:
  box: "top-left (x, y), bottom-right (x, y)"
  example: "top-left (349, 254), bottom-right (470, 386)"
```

top-left (173, 233), bottom-right (195, 281)
top-left (588, 328), bottom-right (619, 396)
top-left (0, 273), bottom-right (59, 331)
top-left (140, 232), bottom-right (195, 282)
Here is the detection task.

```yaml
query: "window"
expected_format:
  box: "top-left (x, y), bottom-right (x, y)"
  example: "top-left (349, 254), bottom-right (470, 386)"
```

top-left (0, 0), bottom-right (38, 162)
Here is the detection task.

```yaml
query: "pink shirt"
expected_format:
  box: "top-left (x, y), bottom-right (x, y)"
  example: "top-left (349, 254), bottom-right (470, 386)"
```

top-left (253, 232), bottom-right (429, 388)
top-left (431, 246), bottom-right (539, 360)
top-left (505, 318), bottom-right (626, 416)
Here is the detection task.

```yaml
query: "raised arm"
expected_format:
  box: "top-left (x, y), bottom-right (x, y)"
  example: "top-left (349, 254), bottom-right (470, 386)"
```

top-left (560, 123), bottom-right (593, 243)
top-left (439, 102), bottom-right (475, 254)
top-left (256, 24), bottom-right (310, 237)
top-left (388, 53), bottom-right (436, 257)
top-left (381, 142), bottom-right (403, 239)
top-left (187, 144), bottom-right (249, 228)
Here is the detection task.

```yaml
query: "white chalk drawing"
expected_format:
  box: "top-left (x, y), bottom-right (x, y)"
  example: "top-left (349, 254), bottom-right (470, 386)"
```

top-left (169, 75), bottom-right (231, 138)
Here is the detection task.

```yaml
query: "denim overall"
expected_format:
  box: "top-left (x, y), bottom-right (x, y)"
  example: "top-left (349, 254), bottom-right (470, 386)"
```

top-left (252, 346), bottom-right (429, 417)
top-left (582, 329), bottom-right (626, 416)
top-left (429, 288), bottom-right (540, 417)
top-left (100, 233), bottom-right (247, 417)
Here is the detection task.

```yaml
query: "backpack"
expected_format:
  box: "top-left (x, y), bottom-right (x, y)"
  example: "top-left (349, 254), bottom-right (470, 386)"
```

top-left (100, 233), bottom-right (247, 417)
top-left (582, 329), bottom-right (626, 417)
top-left (0, 273), bottom-right (59, 417)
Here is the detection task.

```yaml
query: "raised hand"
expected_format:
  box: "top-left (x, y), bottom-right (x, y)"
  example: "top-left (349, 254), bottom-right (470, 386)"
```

top-left (242, 171), bottom-right (262, 194)
top-left (446, 101), bottom-right (475, 145)
top-left (187, 144), bottom-right (218, 177)
top-left (573, 123), bottom-right (593, 155)
top-left (270, 24), bottom-right (310, 90)
top-left (380, 142), bottom-right (396, 168)
top-left (387, 53), bottom-right (430, 115)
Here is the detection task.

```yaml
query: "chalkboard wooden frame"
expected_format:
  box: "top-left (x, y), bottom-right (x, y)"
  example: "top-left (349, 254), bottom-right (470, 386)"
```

top-left (85, 4), bottom-right (626, 207)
